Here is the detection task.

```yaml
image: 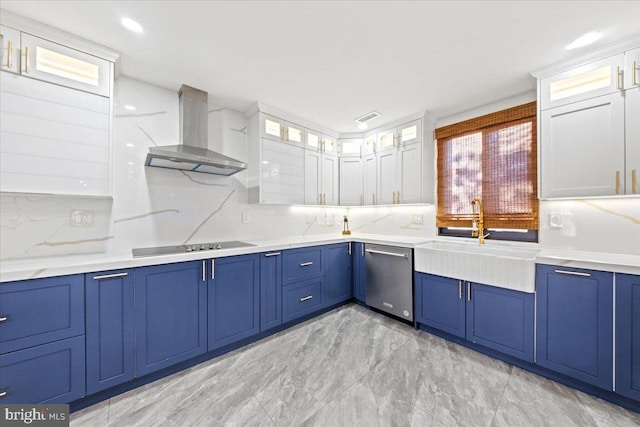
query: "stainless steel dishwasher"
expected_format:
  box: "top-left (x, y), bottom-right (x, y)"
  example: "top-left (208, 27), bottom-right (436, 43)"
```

top-left (365, 243), bottom-right (413, 321)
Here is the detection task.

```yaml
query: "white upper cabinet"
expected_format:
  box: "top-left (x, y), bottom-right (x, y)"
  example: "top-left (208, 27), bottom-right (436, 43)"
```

top-left (339, 157), bottom-right (363, 205)
top-left (540, 54), bottom-right (624, 110)
top-left (338, 138), bottom-right (362, 157)
top-left (321, 134), bottom-right (338, 156)
top-left (321, 154), bottom-right (338, 204)
top-left (398, 143), bottom-right (422, 203)
top-left (304, 150), bottom-right (338, 205)
top-left (262, 115), bottom-right (303, 146)
top-left (260, 138), bottom-right (305, 204)
top-left (305, 129), bottom-right (321, 151)
top-left (376, 150), bottom-right (397, 204)
top-left (536, 41), bottom-right (639, 199)
top-left (397, 120), bottom-right (421, 146)
top-left (19, 32), bottom-right (111, 97)
top-left (0, 25), bottom-right (20, 74)
top-left (363, 154), bottom-right (377, 205)
top-left (376, 128), bottom-right (396, 152)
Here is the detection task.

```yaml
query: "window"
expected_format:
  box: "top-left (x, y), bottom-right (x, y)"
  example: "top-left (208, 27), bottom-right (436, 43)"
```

top-left (435, 102), bottom-right (538, 242)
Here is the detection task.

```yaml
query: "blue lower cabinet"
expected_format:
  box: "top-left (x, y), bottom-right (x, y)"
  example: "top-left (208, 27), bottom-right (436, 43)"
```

top-left (208, 254), bottom-right (260, 351)
top-left (616, 273), bottom-right (640, 401)
top-left (353, 242), bottom-right (366, 302)
top-left (0, 274), bottom-right (84, 354)
top-left (260, 251), bottom-right (283, 332)
top-left (324, 243), bottom-right (352, 306)
top-left (283, 278), bottom-right (323, 322)
top-left (415, 273), bottom-right (465, 339)
top-left (135, 261), bottom-right (207, 376)
top-left (536, 265), bottom-right (613, 390)
top-left (467, 283), bottom-right (534, 362)
top-left (0, 336), bottom-right (85, 403)
top-left (282, 246), bottom-right (323, 284)
top-left (85, 270), bottom-right (135, 394)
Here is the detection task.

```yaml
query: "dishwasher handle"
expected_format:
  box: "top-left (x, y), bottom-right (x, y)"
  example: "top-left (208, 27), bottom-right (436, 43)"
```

top-left (365, 248), bottom-right (407, 258)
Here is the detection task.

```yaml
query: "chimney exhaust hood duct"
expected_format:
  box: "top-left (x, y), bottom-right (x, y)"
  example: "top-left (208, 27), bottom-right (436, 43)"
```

top-left (145, 85), bottom-right (247, 176)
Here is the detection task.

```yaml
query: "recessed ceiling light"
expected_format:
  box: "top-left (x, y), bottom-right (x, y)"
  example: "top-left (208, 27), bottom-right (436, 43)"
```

top-left (566, 32), bottom-right (601, 50)
top-left (124, 105), bottom-right (136, 111)
top-left (121, 17), bottom-right (143, 33)
top-left (358, 123), bottom-right (368, 130)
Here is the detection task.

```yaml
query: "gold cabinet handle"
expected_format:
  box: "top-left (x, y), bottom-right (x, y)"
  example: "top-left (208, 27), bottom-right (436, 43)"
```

top-left (458, 280), bottom-right (462, 299)
top-left (633, 169), bottom-right (637, 194)
top-left (616, 66), bottom-right (622, 90)
top-left (467, 282), bottom-right (471, 302)
top-left (616, 170), bottom-right (620, 194)
top-left (397, 190), bottom-right (400, 204)
top-left (360, 194), bottom-right (364, 206)
top-left (372, 193), bottom-right (376, 204)
top-left (633, 61), bottom-right (638, 87)
top-left (6, 39), bottom-right (12, 69)
top-left (23, 46), bottom-right (29, 73)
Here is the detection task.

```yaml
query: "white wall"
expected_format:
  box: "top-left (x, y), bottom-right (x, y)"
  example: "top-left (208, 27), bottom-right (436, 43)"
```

top-left (1, 78), bottom-right (637, 262)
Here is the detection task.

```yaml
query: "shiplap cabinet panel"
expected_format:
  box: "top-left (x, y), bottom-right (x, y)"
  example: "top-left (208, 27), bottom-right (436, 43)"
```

top-left (0, 72), bottom-right (110, 196)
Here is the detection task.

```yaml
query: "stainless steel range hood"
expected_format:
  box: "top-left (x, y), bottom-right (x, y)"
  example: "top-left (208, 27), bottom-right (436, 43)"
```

top-left (145, 85), bottom-right (247, 176)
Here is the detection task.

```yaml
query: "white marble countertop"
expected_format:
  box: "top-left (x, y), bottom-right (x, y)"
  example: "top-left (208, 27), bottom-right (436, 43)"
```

top-left (0, 233), bottom-right (431, 283)
top-left (536, 249), bottom-right (640, 275)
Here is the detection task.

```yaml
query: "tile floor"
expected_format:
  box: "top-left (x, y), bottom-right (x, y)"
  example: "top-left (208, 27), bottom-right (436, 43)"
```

top-left (71, 304), bottom-right (640, 426)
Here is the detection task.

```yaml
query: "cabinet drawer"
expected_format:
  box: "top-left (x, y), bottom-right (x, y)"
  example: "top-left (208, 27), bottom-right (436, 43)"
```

top-left (283, 247), bottom-right (323, 284)
top-left (283, 278), bottom-right (323, 322)
top-left (0, 335), bottom-right (85, 403)
top-left (0, 274), bottom-right (85, 354)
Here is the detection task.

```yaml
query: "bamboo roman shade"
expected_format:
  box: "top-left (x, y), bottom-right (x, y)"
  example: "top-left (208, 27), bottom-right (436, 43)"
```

top-left (436, 102), bottom-right (539, 230)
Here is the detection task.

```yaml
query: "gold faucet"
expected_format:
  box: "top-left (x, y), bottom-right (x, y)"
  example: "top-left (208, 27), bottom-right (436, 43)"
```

top-left (471, 198), bottom-right (490, 245)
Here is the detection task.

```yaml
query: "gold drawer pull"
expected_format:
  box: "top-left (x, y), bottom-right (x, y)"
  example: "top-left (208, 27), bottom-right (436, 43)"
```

top-left (616, 171), bottom-right (620, 194)
top-left (632, 169), bottom-right (637, 194)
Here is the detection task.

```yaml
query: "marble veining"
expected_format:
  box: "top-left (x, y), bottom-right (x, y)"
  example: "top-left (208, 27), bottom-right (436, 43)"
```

top-left (70, 305), bottom-right (640, 427)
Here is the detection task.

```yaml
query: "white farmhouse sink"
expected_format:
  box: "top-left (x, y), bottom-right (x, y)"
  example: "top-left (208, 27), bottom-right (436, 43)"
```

top-left (414, 240), bottom-right (540, 293)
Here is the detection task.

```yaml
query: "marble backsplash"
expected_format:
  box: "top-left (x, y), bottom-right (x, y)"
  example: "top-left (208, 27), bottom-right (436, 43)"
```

top-left (1, 77), bottom-right (638, 261)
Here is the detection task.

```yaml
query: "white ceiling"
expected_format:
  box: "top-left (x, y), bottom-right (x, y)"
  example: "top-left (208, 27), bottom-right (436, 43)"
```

top-left (2, 1), bottom-right (640, 132)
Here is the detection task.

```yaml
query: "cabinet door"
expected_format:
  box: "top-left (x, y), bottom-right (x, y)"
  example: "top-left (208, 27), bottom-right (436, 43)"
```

top-left (339, 157), bottom-right (363, 206)
top-left (363, 154), bottom-right (377, 205)
top-left (467, 283), bottom-right (534, 362)
top-left (398, 142), bottom-right (422, 203)
top-left (540, 54), bottom-right (624, 110)
top-left (208, 254), bottom-right (260, 351)
top-left (260, 251), bottom-right (282, 332)
top-left (321, 154), bottom-right (339, 205)
top-left (398, 119), bottom-right (421, 146)
top-left (414, 273), bottom-right (465, 338)
top-left (261, 139), bottom-right (305, 204)
top-left (377, 150), bottom-right (397, 204)
top-left (376, 127), bottom-right (397, 152)
top-left (0, 336), bottom-right (85, 404)
top-left (626, 85), bottom-right (640, 195)
top-left (615, 273), bottom-right (640, 401)
top-left (363, 135), bottom-right (376, 156)
top-left (536, 265), bottom-right (613, 390)
top-left (305, 129), bottom-right (321, 151)
top-left (321, 135), bottom-right (338, 156)
top-left (284, 121), bottom-right (304, 146)
top-left (86, 270), bottom-right (135, 394)
top-left (21, 32), bottom-right (111, 96)
top-left (134, 261), bottom-right (207, 376)
top-left (624, 47), bottom-right (640, 89)
top-left (262, 114), bottom-right (284, 142)
top-left (304, 150), bottom-right (321, 204)
top-left (339, 138), bottom-right (362, 157)
top-left (324, 243), bottom-right (352, 306)
top-left (283, 246), bottom-right (324, 284)
top-left (353, 243), bottom-right (366, 302)
top-left (540, 93), bottom-right (625, 198)
top-left (0, 25), bottom-right (20, 74)
top-left (0, 274), bottom-right (84, 354)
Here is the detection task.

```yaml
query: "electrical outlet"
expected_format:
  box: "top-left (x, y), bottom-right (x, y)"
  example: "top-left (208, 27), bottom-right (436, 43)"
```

top-left (412, 214), bottom-right (424, 225)
top-left (242, 212), bottom-right (250, 224)
top-left (70, 210), bottom-right (94, 227)
top-left (549, 213), bottom-right (563, 228)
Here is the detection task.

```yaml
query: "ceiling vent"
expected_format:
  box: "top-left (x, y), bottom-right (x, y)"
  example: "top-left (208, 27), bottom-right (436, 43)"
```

top-left (355, 111), bottom-right (380, 124)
